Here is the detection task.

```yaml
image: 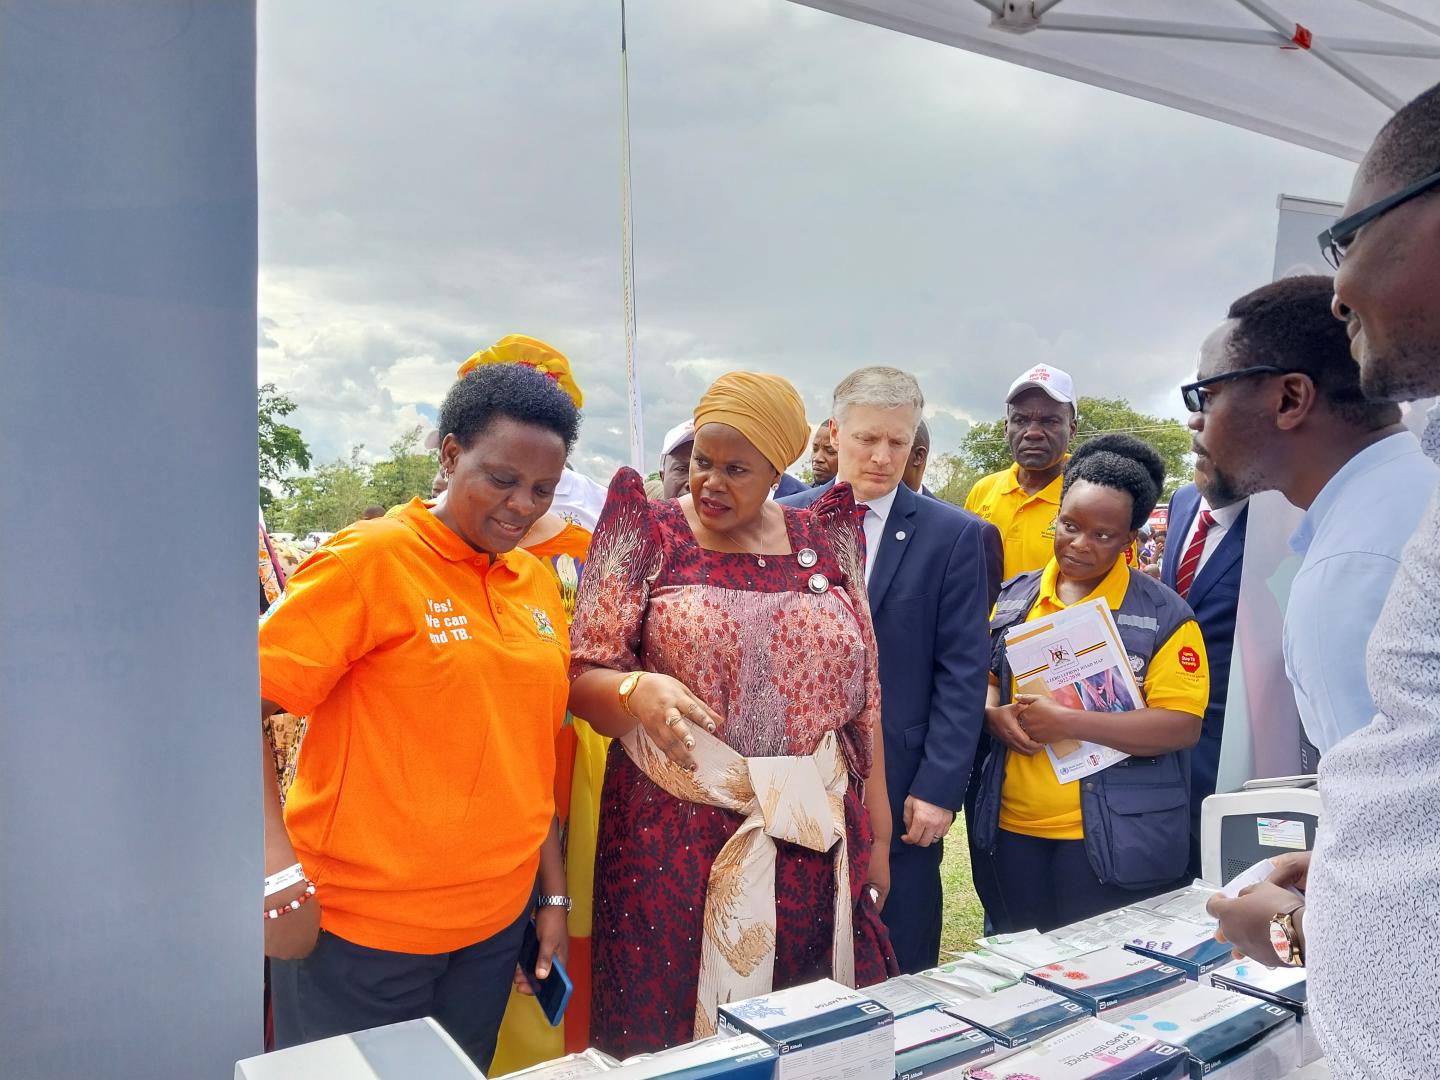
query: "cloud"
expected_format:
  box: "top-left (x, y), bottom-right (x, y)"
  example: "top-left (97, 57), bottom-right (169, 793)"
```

top-left (258, 0), bottom-right (1357, 481)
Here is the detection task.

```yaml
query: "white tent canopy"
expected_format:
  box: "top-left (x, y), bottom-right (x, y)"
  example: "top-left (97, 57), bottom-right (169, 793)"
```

top-left (791, 0), bottom-right (1440, 161)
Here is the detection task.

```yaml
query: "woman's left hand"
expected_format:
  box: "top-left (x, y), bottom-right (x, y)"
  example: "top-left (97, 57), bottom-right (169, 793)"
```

top-left (514, 908), bottom-right (569, 994)
top-left (865, 847), bottom-right (891, 913)
top-left (1012, 694), bottom-right (1078, 745)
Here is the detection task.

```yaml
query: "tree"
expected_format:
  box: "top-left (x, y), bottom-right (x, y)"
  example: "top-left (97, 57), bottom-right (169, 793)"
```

top-left (268, 431), bottom-right (440, 535)
top-left (368, 426), bottom-right (438, 508)
top-left (258, 383), bottom-right (312, 511)
top-left (933, 396), bottom-right (1194, 506)
top-left (272, 447), bottom-right (372, 533)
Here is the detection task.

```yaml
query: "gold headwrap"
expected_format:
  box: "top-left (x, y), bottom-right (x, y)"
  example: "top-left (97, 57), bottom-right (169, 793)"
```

top-left (456, 334), bottom-right (584, 408)
top-left (693, 372), bottom-right (809, 476)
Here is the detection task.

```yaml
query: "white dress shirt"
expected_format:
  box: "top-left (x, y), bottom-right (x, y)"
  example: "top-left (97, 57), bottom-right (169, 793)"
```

top-left (1283, 430), bottom-right (1438, 753)
top-left (1307, 412), bottom-right (1440, 1075)
top-left (860, 485), bottom-right (899, 585)
top-left (1174, 496), bottom-right (1247, 578)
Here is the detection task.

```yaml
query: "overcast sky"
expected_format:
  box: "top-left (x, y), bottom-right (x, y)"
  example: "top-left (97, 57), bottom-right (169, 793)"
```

top-left (256, 0), bottom-right (1358, 482)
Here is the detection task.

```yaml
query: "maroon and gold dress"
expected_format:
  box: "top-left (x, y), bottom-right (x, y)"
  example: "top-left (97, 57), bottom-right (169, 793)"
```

top-left (568, 468), bottom-right (897, 1058)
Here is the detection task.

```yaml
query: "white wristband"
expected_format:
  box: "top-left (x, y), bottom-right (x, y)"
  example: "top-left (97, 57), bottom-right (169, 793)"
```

top-left (264, 862), bottom-right (307, 898)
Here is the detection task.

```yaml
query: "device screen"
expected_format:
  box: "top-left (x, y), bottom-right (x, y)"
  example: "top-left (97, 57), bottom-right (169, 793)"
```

top-left (519, 920), bottom-right (573, 1026)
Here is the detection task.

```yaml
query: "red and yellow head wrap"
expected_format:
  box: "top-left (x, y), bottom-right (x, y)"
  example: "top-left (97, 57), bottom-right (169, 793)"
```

top-left (456, 334), bottom-right (583, 409)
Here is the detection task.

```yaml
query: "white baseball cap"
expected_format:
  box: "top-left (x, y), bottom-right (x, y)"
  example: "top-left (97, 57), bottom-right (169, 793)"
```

top-left (1005, 364), bottom-right (1075, 406)
top-left (661, 418), bottom-right (695, 457)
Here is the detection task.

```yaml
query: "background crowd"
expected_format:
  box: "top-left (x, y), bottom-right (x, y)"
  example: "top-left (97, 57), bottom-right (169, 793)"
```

top-left (253, 81), bottom-right (1440, 1078)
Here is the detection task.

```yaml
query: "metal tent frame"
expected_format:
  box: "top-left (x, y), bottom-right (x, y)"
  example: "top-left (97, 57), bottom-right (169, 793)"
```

top-left (792, 0), bottom-right (1440, 160)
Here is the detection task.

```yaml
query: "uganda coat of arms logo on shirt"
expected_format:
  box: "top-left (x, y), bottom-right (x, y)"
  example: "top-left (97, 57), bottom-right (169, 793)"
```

top-left (527, 606), bottom-right (557, 640)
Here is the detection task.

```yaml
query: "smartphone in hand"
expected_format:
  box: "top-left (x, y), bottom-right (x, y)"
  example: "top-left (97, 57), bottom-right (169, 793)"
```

top-left (519, 920), bottom-right (573, 1027)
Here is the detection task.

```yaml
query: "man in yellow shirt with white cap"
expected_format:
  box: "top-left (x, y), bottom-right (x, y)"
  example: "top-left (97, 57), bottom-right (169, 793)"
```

top-left (965, 364), bottom-right (1079, 580)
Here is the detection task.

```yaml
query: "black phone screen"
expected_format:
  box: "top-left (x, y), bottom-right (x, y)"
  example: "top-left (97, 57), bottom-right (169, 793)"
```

top-left (519, 920), bottom-right (570, 1025)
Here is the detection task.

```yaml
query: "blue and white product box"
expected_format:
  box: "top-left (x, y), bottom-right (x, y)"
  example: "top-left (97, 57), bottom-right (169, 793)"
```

top-left (891, 1007), bottom-right (994, 1080)
top-left (1024, 946), bottom-right (1187, 1015)
top-left (498, 1049), bottom-right (620, 1079)
top-left (716, 979), bottom-right (894, 1080)
top-left (1113, 984), bottom-right (1298, 1079)
top-left (605, 1034), bottom-right (777, 1080)
top-left (1121, 917), bottom-right (1235, 980)
top-left (965, 1019), bottom-right (1188, 1080)
top-left (943, 980), bottom-right (1090, 1048)
top-left (1208, 959), bottom-right (1319, 1067)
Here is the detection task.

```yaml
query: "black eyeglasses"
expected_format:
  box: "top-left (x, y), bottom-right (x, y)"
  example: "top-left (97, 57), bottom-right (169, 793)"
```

top-left (1318, 168), bottom-right (1440, 269)
top-left (1180, 366), bottom-right (1301, 413)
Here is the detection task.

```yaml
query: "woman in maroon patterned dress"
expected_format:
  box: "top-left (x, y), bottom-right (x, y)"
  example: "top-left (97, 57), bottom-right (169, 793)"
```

top-left (568, 372), bottom-right (897, 1058)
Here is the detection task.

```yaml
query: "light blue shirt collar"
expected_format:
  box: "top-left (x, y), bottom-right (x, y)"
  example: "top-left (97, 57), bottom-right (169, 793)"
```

top-left (1290, 432), bottom-right (1419, 556)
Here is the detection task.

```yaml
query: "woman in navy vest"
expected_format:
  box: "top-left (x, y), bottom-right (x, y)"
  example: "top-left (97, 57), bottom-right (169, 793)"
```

top-left (973, 435), bottom-right (1210, 932)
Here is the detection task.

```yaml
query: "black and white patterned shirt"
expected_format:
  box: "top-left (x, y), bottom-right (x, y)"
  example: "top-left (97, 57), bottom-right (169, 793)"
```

top-left (1307, 407), bottom-right (1440, 1077)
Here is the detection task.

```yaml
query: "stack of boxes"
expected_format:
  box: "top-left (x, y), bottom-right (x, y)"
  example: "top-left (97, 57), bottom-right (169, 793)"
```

top-left (715, 979), bottom-right (895, 1080)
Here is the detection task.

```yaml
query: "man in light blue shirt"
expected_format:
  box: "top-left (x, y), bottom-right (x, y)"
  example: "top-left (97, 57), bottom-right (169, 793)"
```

top-left (1185, 274), bottom-right (1437, 753)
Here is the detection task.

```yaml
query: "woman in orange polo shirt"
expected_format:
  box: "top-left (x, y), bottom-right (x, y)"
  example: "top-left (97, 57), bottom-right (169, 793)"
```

top-left (258, 363), bottom-right (578, 1071)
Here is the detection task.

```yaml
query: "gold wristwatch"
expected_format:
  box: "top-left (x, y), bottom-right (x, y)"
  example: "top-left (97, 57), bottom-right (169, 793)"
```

top-left (618, 671), bottom-right (646, 717)
top-left (1269, 908), bottom-right (1304, 967)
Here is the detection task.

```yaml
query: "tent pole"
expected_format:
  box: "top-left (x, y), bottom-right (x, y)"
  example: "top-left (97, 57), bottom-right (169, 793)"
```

top-left (1036, 14), bottom-right (1440, 59)
top-left (1352, 0), bottom-right (1440, 41)
top-left (619, 0), bottom-right (646, 472)
top-left (1233, 0), bottom-right (1404, 110)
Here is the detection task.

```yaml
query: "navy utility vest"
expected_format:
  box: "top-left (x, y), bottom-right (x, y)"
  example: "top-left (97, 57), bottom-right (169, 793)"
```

top-left (973, 565), bottom-right (1199, 890)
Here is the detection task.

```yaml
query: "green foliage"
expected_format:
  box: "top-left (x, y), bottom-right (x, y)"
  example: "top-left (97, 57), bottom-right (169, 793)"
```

top-left (258, 383), bottom-right (312, 511)
top-left (268, 432), bottom-right (439, 534)
top-left (933, 396), bottom-right (1194, 507)
top-left (368, 427), bottom-right (438, 509)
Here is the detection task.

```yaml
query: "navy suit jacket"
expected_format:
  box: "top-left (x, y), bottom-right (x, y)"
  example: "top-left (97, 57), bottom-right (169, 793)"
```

top-left (776, 473), bottom-right (807, 499)
top-left (1162, 483), bottom-right (1247, 832)
top-left (781, 481), bottom-right (1003, 832)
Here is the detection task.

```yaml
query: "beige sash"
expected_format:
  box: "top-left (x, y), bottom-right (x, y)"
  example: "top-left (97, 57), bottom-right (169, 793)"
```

top-left (619, 723), bottom-right (854, 1039)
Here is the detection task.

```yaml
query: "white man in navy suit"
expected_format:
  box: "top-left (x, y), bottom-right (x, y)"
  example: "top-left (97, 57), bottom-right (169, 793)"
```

top-left (782, 366), bottom-right (1002, 973)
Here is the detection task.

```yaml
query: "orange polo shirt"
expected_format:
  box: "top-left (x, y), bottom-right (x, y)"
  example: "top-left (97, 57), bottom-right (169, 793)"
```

top-left (259, 499), bottom-right (570, 954)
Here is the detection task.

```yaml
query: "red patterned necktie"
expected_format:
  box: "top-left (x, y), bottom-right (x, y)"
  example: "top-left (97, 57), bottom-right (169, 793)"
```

top-left (854, 503), bottom-right (870, 561)
top-left (1173, 509), bottom-right (1215, 599)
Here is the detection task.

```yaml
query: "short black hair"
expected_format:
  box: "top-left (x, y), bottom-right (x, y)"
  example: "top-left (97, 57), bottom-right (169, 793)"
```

top-left (1063, 434), bottom-right (1164, 531)
top-left (439, 363), bottom-right (580, 454)
top-left (1227, 275), bottom-right (1401, 431)
top-left (1363, 81), bottom-right (1440, 188)
top-left (913, 417), bottom-right (931, 450)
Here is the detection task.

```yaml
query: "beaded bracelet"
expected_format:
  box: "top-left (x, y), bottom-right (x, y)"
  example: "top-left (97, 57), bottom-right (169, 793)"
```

top-left (264, 881), bottom-right (316, 921)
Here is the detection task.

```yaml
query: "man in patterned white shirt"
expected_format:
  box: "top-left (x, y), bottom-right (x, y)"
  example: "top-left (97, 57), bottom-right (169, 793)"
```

top-left (1209, 81), bottom-right (1440, 1076)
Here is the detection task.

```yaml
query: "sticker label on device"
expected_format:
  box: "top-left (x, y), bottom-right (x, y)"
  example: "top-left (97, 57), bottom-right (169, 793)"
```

top-left (1256, 817), bottom-right (1306, 851)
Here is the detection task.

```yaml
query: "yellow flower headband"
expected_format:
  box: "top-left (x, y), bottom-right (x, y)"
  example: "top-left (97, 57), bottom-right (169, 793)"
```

top-left (456, 334), bottom-right (584, 409)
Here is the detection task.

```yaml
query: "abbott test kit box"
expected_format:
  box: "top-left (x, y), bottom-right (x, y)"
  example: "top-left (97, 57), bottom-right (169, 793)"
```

top-left (603, 1033), bottom-right (776, 1080)
top-left (1024, 946), bottom-right (1186, 1016)
top-left (966, 1018), bottom-right (1188, 1080)
top-left (1113, 984), bottom-right (1297, 1079)
top-left (717, 979), bottom-right (893, 1080)
top-left (1209, 959), bottom-right (1320, 1067)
